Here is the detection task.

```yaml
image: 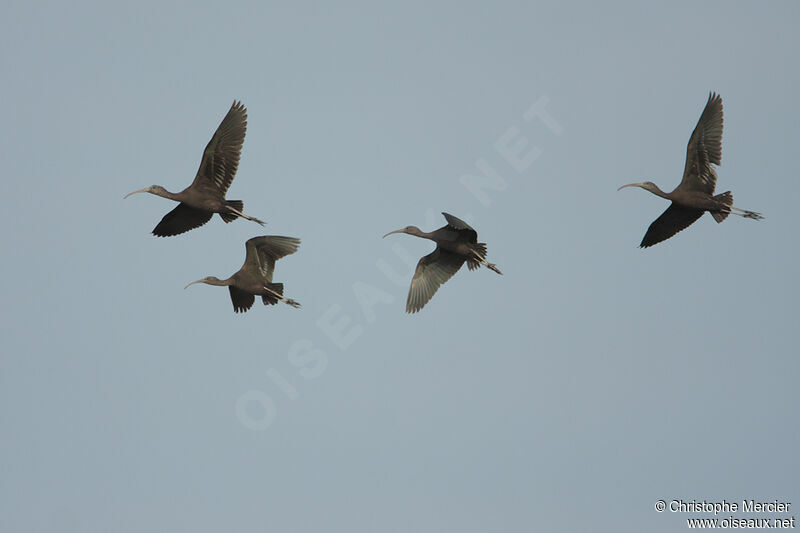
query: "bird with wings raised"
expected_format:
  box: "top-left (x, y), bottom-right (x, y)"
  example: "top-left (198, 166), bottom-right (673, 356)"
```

top-left (384, 212), bottom-right (502, 313)
top-left (125, 100), bottom-right (265, 237)
top-left (618, 93), bottom-right (762, 248)
top-left (185, 236), bottom-right (300, 313)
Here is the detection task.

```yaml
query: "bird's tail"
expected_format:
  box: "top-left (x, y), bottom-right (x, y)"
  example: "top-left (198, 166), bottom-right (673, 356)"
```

top-left (711, 191), bottom-right (733, 223)
top-left (467, 243), bottom-right (487, 270)
top-left (220, 200), bottom-right (244, 223)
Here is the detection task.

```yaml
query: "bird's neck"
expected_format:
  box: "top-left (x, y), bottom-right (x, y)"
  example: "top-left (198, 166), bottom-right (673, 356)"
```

top-left (153, 188), bottom-right (182, 202)
top-left (648, 184), bottom-right (671, 200)
top-left (205, 277), bottom-right (234, 287)
top-left (412, 230), bottom-right (436, 240)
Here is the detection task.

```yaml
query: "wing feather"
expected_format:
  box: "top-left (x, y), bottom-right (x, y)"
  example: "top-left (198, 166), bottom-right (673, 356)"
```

top-left (192, 100), bottom-right (248, 197)
top-left (243, 236), bottom-right (300, 281)
top-left (441, 212), bottom-right (477, 242)
top-left (640, 203), bottom-right (704, 248)
top-left (680, 93), bottom-right (723, 194)
top-left (152, 203), bottom-right (213, 237)
top-left (228, 286), bottom-right (255, 313)
top-left (406, 247), bottom-right (465, 313)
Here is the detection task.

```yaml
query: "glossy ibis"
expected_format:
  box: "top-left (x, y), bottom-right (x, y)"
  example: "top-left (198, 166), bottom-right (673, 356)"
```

top-left (125, 100), bottom-right (265, 236)
top-left (619, 93), bottom-right (762, 248)
top-left (383, 212), bottom-right (501, 313)
top-left (185, 236), bottom-right (301, 313)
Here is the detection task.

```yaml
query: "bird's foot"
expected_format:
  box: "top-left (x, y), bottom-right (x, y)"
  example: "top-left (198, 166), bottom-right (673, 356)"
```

top-left (241, 213), bottom-right (266, 226)
top-left (487, 263), bottom-right (503, 275)
top-left (743, 210), bottom-right (763, 220)
top-left (284, 298), bottom-right (301, 309)
top-left (731, 206), bottom-right (764, 220)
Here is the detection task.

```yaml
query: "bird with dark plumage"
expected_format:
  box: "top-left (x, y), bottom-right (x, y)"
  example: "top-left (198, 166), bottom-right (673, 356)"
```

top-left (125, 100), bottom-right (265, 237)
top-left (383, 212), bottom-right (502, 313)
top-left (618, 92), bottom-right (762, 248)
top-left (185, 236), bottom-right (301, 313)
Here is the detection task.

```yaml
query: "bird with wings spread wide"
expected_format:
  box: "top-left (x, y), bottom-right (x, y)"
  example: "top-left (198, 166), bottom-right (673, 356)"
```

top-left (618, 93), bottom-right (762, 248)
top-left (125, 100), bottom-right (265, 237)
top-left (384, 213), bottom-right (502, 313)
top-left (185, 236), bottom-right (300, 313)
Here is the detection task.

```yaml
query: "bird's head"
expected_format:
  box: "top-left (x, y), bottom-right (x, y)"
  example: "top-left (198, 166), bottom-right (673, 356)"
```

top-left (124, 185), bottom-right (167, 199)
top-left (383, 226), bottom-right (421, 238)
top-left (184, 276), bottom-right (223, 289)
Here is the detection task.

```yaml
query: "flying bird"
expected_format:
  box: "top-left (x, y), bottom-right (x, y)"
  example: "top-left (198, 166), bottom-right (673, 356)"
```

top-left (618, 92), bottom-right (762, 248)
top-left (185, 236), bottom-right (301, 313)
top-left (125, 100), bottom-right (265, 237)
top-left (383, 212), bottom-right (502, 313)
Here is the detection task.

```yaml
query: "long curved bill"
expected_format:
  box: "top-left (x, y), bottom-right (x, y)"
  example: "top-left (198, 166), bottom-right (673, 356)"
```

top-left (124, 187), bottom-right (151, 199)
top-left (617, 183), bottom-right (645, 191)
top-left (383, 229), bottom-right (405, 238)
top-left (184, 280), bottom-right (204, 289)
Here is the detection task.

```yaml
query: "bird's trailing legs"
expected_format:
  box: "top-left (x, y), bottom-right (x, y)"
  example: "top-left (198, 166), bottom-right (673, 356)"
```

top-left (226, 205), bottom-right (266, 226)
top-left (471, 251), bottom-right (503, 275)
top-left (728, 206), bottom-right (763, 220)
top-left (263, 285), bottom-right (301, 308)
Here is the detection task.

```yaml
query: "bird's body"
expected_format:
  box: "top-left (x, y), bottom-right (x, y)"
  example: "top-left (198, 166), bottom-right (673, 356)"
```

top-left (185, 236), bottom-right (301, 313)
top-left (619, 93), bottom-right (762, 248)
top-left (125, 100), bottom-right (265, 237)
top-left (384, 212), bottom-right (501, 313)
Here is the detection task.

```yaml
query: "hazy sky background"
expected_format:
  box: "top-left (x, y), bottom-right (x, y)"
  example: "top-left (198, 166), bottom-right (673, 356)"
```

top-left (2, 1), bottom-right (798, 531)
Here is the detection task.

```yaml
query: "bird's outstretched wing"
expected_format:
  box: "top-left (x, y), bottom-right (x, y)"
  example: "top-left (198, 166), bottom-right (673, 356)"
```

top-left (442, 212), bottom-right (477, 241)
top-left (229, 286), bottom-right (255, 313)
top-left (152, 203), bottom-right (213, 237)
top-left (442, 212), bottom-right (474, 230)
top-left (192, 100), bottom-right (248, 197)
top-left (406, 247), bottom-right (465, 313)
top-left (680, 92), bottom-right (723, 195)
top-left (243, 236), bottom-right (301, 281)
top-left (640, 203), bottom-right (704, 248)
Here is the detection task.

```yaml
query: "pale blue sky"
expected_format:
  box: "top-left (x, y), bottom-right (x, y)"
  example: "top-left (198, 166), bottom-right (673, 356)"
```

top-left (1, 1), bottom-right (798, 531)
